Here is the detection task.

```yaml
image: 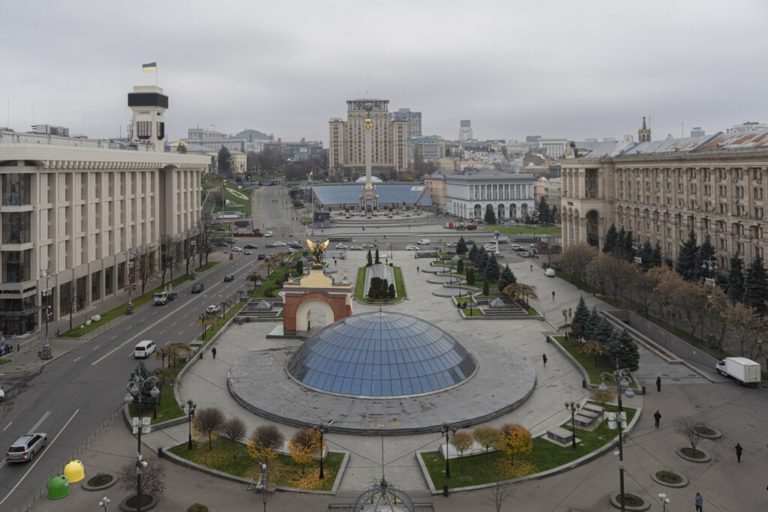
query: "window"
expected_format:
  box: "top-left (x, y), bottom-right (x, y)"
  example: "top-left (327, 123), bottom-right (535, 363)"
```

top-left (136, 121), bottom-right (151, 139)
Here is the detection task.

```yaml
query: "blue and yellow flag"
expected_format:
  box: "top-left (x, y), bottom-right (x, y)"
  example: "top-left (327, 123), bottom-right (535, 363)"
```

top-left (142, 62), bottom-right (157, 72)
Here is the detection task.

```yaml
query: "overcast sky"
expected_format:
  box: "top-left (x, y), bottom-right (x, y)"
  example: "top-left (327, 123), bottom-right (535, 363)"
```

top-left (2, 1), bottom-right (766, 144)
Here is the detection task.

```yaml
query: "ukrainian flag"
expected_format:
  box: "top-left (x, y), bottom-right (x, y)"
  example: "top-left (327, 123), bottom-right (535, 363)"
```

top-left (142, 62), bottom-right (157, 72)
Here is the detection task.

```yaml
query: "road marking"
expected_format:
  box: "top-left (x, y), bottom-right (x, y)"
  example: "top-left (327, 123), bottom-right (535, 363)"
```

top-left (0, 409), bottom-right (80, 507)
top-left (72, 356), bottom-right (82, 362)
top-left (29, 411), bottom-right (51, 432)
top-left (92, 345), bottom-right (101, 351)
top-left (2, 421), bottom-right (12, 432)
top-left (170, 322), bottom-right (177, 327)
top-left (110, 335), bottom-right (118, 340)
top-left (178, 331), bottom-right (184, 336)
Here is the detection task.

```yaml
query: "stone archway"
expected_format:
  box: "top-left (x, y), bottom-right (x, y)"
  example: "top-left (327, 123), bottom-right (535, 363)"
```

top-left (280, 270), bottom-right (353, 335)
top-left (497, 204), bottom-right (505, 220)
top-left (474, 204), bottom-right (482, 219)
top-left (294, 298), bottom-right (335, 332)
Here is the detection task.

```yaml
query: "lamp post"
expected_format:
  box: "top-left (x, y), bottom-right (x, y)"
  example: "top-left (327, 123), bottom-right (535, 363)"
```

top-left (701, 258), bottom-right (718, 287)
top-left (314, 424), bottom-right (329, 480)
top-left (40, 269), bottom-right (54, 359)
top-left (186, 399), bottom-right (196, 450)
top-left (599, 361), bottom-right (635, 512)
top-left (124, 371), bottom-right (160, 512)
top-left (658, 492), bottom-right (669, 512)
top-left (260, 462), bottom-right (269, 512)
top-left (441, 424), bottom-right (455, 479)
top-left (562, 307), bottom-right (573, 339)
top-left (199, 313), bottom-right (208, 340)
top-left (98, 496), bottom-right (111, 512)
top-left (565, 401), bottom-right (580, 449)
top-left (126, 248), bottom-right (136, 315)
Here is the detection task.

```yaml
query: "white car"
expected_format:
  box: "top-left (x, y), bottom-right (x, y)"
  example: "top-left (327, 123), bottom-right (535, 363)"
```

top-left (272, 241), bottom-right (287, 247)
top-left (483, 244), bottom-right (498, 252)
top-left (231, 246), bottom-right (243, 252)
top-left (0, 385), bottom-right (5, 401)
top-left (335, 243), bottom-right (349, 249)
top-left (417, 239), bottom-right (431, 245)
top-left (405, 244), bottom-right (419, 251)
top-left (350, 245), bottom-right (363, 251)
top-left (264, 231), bottom-right (273, 237)
top-left (206, 304), bottom-right (222, 315)
top-left (445, 242), bottom-right (457, 248)
top-left (545, 268), bottom-right (556, 277)
top-left (361, 242), bottom-right (377, 249)
top-left (510, 243), bottom-right (522, 250)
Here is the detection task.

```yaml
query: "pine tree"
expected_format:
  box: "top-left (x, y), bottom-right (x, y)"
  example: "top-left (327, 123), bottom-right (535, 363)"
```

top-left (726, 256), bottom-right (745, 302)
top-left (571, 296), bottom-right (590, 337)
top-left (622, 231), bottom-right (635, 262)
top-left (696, 235), bottom-right (715, 280)
top-left (375, 248), bottom-right (380, 264)
top-left (468, 244), bottom-right (478, 263)
top-left (498, 264), bottom-right (516, 291)
top-left (482, 279), bottom-right (490, 296)
top-left (603, 224), bottom-right (618, 254)
top-left (465, 267), bottom-right (475, 285)
top-left (607, 329), bottom-right (640, 371)
top-left (537, 198), bottom-right (551, 224)
top-left (456, 236), bottom-right (468, 255)
top-left (366, 249), bottom-right (373, 267)
top-left (485, 254), bottom-right (500, 284)
top-left (477, 248), bottom-right (489, 275)
top-left (743, 255), bottom-right (768, 315)
top-left (614, 228), bottom-right (627, 259)
top-left (650, 243), bottom-right (663, 268)
top-left (595, 318), bottom-right (614, 343)
top-left (295, 260), bottom-right (303, 277)
top-left (484, 204), bottom-right (497, 225)
top-left (457, 258), bottom-right (465, 273)
top-left (584, 307), bottom-right (601, 340)
top-left (675, 231), bottom-right (699, 280)
top-left (638, 240), bottom-right (653, 271)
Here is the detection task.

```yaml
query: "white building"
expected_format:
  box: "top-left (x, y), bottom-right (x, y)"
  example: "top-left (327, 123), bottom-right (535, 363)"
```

top-left (0, 85), bottom-right (209, 336)
top-left (445, 171), bottom-right (535, 221)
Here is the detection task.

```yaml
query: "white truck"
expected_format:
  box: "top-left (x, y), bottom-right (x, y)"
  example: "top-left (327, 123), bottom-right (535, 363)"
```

top-left (716, 357), bottom-right (761, 386)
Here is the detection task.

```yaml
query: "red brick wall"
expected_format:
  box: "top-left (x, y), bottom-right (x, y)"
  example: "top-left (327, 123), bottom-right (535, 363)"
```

top-left (283, 291), bottom-right (349, 333)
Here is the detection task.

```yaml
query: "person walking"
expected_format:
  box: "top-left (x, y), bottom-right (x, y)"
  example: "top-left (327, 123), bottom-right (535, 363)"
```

top-left (416, 266), bottom-right (420, 273)
top-left (542, 354), bottom-right (548, 367)
top-left (695, 492), bottom-right (703, 512)
top-left (551, 290), bottom-right (556, 301)
top-left (530, 264), bottom-right (533, 272)
top-left (653, 410), bottom-right (661, 429)
top-left (656, 376), bottom-right (662, 392)
top-left (211, 347), bottom-right (217, 359)
top-left (735, 443), bottom-right (743, 463)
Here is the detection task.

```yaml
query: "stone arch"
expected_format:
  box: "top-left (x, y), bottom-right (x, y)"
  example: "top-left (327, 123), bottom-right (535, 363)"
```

top-left (497, 203), bottom-right (505, 220)
top-left (295, 298), bottom-right (335, 332)
top-left (509, 203), bottom-right (517, 219)
top-left (521, 203), bottom-right (529, 218)
top-left (474, 204), bottom-right (482, 219)
top-left (282, 289), bottom-right (352, 334)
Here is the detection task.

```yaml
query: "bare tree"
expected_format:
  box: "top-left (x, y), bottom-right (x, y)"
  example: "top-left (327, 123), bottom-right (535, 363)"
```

top-left (193, 407), bottom-right (226, 449)
top-left (486, 478), bottom-right (511, 512)
top-left (559, 244), bottom-right (598, 284)
top-left (676, 418), bottom-right (705, 457)
top-left (220, 417), bottom-right (246, 458)
top-left (119, 460), bottom-right (166, 498)
top-left (247, 425), bottom-right (285, 463)
top-left (134, 244), bottom-right (158, 295)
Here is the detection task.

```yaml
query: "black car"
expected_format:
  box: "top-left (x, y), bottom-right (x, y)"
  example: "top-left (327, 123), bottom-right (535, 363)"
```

top-left (191, 282), bottom-right (204, 293)
top-left (243, 244), bottom-right (258, 249)
top-left (224, 274), bottom-right (235, 282)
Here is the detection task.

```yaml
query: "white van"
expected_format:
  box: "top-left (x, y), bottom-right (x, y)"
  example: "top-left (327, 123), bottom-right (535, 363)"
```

top-left (133, 340), bottom-right (157, 359)
top-left (417, 239), bottom-right (431, 245)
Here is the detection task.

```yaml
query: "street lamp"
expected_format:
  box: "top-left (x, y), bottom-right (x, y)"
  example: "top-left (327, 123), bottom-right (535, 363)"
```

top-left (658, 492), bottom-right (670, 512)
top-left (599, 361), bottom-right (635, 512)
top-left (562, 307), bottom-right (573, 339)
top-left (98, 496), bottom-right (111, 512)
top-left (441, 424), bottom-right (456, 479)
top-left (565, 401), bottom-right (580, 449)
top-left (126, 248), bottom-right (136, 315)
top-left (40, 269), bottom-right (55, 359)
top-left (260, 462), bottom-right (269, 512)
top-left (701, 258), bottom-right (718, 287)
top-left (314, 424), bottom-right (329, 480)
top-left (124, 371), bottom-right (159, 512)
top-left (186, 399), bottom-right (197, 450)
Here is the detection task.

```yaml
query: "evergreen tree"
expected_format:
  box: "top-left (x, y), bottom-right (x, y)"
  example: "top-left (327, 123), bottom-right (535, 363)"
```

top-left (584, 307), bottom-right (601, 340)
top-left (675, 231), bottom-right (699, 280)
top-left (217, 146), bottom-right (232, 175)
top-left (571, 296), bottom-right (590, 337)
top-left (498, 264), bottom-right (516, 291)
top-left (375, 248), bottom-right (380, 264)
top-left (465, 267), bottom-right (475, 285)
top-left (457, 258), bottom-right (464, 273)
top-left (603, 224), bottom-right (618, 254)
top-left (485, 254), bottom-right (500, 284)
top-left (295, 260), bottom-right (303, 277)
top-left (537, 198), bottom-right (551, 224)
top-left (388, 283), bottom-right (396, 299)
top-left (477, 248), bottom-right (489, 275)
top-left (366, 249), bottom-right (373, 267)
top-left (649, 243), bottom-right (663, 268)
top-left (726, 256), bottom-right (745, 302)
top-left (482, 279), bottom-right (490, 296)
top-left (484, 204), bottom-right (497, 225)
top-left (456, 236), bottom-right (468, 255)
top-left (468, 244), bottom-right (478, 263)
top-left (638, 240), bottom-right (653, 271)
top-left (595, 318), bottom-right (615, 344)
top-left (743, 255), bottom-right (768, 315)
top-left (607, 329), bottom-right (640, 372)
top-left (696, 235), bottom-right (715, 280)
top-left (614, 228), bottom-right (627, 259)
top-left (622, 231), bottom-right (635, 262)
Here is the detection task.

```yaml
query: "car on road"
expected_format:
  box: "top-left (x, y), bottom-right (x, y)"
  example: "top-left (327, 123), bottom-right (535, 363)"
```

top-left (361, 242), bottom-right (377, 249)
top-left (350, 245), bottom-right (363, 250)
top-left (133, 340), bottom-right (157, 359)
top-left (264, 231), bottom-right (273, 237)
top-left (445, 242), bottom-right (457, 248)
top-left (288, 242), bottom-right (303, 249)
top-left (273, 241), bottom-right (287, 247)
top-left (483, 244), bottom-right (498, 252)
top-left (545, 268), bottom-right (556, 277)
top-left (231, 246), bottom-right (243, 252)
top-left (0, 385), bottom-right (5, 401)
top-left (417, 239), bottom-right (431, 245)
top-left (510, 243), bottom-right (522, 250)
top-left (335, 243), bottom-right (348, 249)
top-left (224, 274), bottom-right (235, 282)
top-left (244, 250), bottom-right (253, 255)
top-left (206, 304), bottom-right (222, 315)
top-left (257, 254), bottom-right (266, 260)
top-left (6, 433), bottom-right (47, 463)
top-left (191, 282), bottom-right (204, 293)
top-left (405, 244), bottom-right (419, 251)
top-left (244, 244), bottom-right (258, 249)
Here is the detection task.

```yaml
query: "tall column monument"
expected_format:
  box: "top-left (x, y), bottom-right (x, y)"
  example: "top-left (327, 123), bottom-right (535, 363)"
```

top-left (359, 101), bottom-right (379, 213)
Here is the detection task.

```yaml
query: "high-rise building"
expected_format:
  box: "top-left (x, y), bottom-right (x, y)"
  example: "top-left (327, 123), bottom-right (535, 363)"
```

top-left (390, 108), bottom-right (422, 139)
top-left (328, 99), bottom-right (409, 179)
top-left (458, 120), bottom-right (473, 141)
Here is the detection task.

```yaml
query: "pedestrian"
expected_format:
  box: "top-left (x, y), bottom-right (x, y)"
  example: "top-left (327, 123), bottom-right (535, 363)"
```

top-left (735, 443), bottom-right (743, 463)
top-left (653, 410), bottom-right (661, 429)
top-left (416, 266), bottom-right (420, 273)
top-left (695, 492), bottom-right (703, 512)
top-left (211, 347), bottom-right (217, 359)
top-left (530, 264), bottom-right (533, 272)
top-left (334, 258), bottom-right (337, 266)
top-left (656, 376), bottom-right (662, 392)
top-left (551, 290), bottom-right (555, 301)
top-left (542, 354), bottom-right (548, 367)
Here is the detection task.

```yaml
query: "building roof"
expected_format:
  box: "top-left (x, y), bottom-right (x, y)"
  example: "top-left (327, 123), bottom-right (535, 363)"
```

top-left (445, 171), bottom-right (535, 182)
top-left (312, 183), bottom-right (431, 206)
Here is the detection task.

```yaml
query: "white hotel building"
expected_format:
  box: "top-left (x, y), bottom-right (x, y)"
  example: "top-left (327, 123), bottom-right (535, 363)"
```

top-left (0, 85), bottom-right (209, 336)
top-left (444, 171), bottom-right (535, 221)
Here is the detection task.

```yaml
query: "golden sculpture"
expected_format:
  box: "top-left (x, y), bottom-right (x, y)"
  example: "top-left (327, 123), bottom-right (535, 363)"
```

top-left (306, 239), bottom-right (330, 264)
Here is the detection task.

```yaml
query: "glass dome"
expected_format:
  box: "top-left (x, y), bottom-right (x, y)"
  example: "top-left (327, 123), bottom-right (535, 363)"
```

top-left (286, 312), bottom-right (476, 398)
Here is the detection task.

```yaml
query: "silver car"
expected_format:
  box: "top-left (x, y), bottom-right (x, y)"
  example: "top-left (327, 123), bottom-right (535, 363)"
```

top-left (6, 433), bottom-right (47, 462)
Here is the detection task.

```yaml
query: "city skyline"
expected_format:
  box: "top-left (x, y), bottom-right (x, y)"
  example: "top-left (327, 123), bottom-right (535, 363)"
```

top-left (2, 0), bottom-right (766, 144)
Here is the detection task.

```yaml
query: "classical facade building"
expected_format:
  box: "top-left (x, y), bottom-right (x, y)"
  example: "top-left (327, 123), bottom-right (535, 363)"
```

top-left (445, 171), bottom-right (535, 221)
top-left (0, 86), bottom-right (209, 335)
top-left (561, 122), bottom-right (768, 271)
top-left (328, 99), bottom-right (409, 179)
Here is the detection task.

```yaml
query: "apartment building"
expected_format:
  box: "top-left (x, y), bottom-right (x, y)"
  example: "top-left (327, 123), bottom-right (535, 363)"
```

top-left (0, 86), bottom-right (209, 335)
top-left (561, 122), bottom-right (768, 270)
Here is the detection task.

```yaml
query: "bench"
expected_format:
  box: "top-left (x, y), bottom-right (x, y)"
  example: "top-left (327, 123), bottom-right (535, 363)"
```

top-left (574, 410), bottom-right (601, 428)
top-left (582, 403), bottom-right (604, 415)
top-left (546, 427), bottom-right (574, 444)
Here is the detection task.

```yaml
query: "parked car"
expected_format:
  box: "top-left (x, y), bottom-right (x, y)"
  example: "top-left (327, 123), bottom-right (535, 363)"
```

top-left (264, 231), bottom-right (273, 237)
top-left (191, 282), bottom-right (204, 293)
top-left (231, 246), bottom-right (243, 252)
top-left (6, 433), bottom-right (47, 463)
top-left (244, 250), bottom-right (253, 255)
top-left (361, 242), bottom-right (377, 249)
top-left (243, 244), bottom-right (258, 249)
top-left (335, 243), bottom-right (349, 249)
top-left (0, 385), bottom-right (5, 402)
top-left (224, 274), bottom-right (235, 282)
top-left (206, 304), bottom-right (222, 315)
top-left (273, 241), bottom-right (287, 247)
top-left (417, 239), bottom-right (431, 245)
top-left (405, 244), bottom-right (419, 251)
top-left (510, 243), bottom-right (522, 250)
top-left (544, 268), bottom-right (556, 277)
top-left (483, 244), bottom-right (498, 252)
top-left (350, 245), bottom-right (363, 250)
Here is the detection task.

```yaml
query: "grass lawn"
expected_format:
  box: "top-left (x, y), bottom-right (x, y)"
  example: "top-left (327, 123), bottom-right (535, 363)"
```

top-left (554, 336), bottom-right (615, 385)
top-left (423, 404), bottom-right (635, 489)
top-left (252, 266), bottom-right (288, 298)
top-left (353, 265), bottom-right (406, 302)
top-left (61, 262), bottom-right (219, 338)
top-left (128, 365), bottom-right (185, 424)
top-left (393, 266), bottom-right (406, 298)
top-left (461, 307), bottom-right (484, 317)
top-left (168, 437), bottom-right (344, 491)
top-left (213, 186), bottom-right (252, 216)
top-left (485, 225), bottom-right (561, 237)
top-left (354, 267), bottom-right (366, 301)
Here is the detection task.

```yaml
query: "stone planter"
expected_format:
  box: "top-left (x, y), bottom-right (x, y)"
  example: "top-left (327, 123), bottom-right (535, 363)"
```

top-left (609, 492), bottom-right (650, 511)
top-left (650, 469), bottom-right (689, 488)
top-left (675, 447), bottom-right (712, 463)
top-left (119, 494), bottom-right (159, 511)
top-left (81, 473), bottom-right (117, 492)
top-left (692, 425), bottom-right (722, 439)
